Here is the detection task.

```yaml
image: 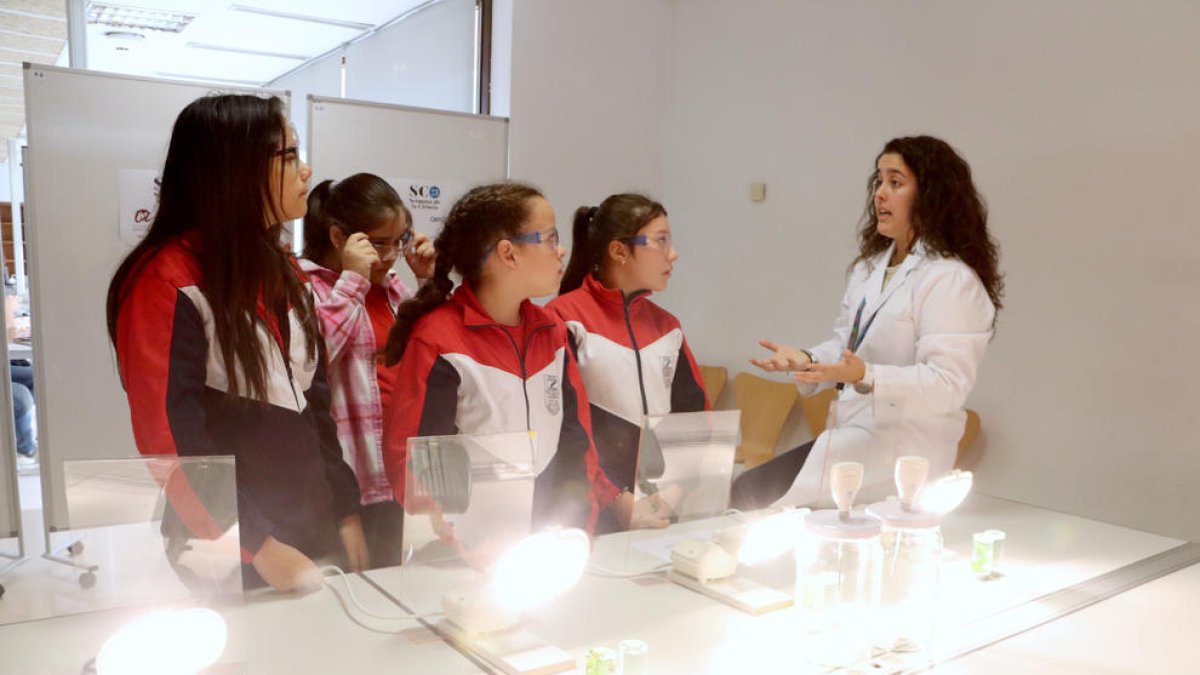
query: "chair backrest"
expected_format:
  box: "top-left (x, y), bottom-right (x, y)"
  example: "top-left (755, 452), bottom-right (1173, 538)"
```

top-left (956, 408), bottom-right (982, 466)
top-left (698, 365), bottom-right (729, 404)
top-left (732, 372), bottom-right (798, 468)
top-left (797, 388), bottom-right (838, 438)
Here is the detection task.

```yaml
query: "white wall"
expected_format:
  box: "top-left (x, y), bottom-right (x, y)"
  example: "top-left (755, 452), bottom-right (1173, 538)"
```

top-left (345, 0), bottom-right (476, 113)
top-left (490, 0), bottom-right (514, 117)
top-left (272, 51), bottom-right (342, 150)
top-left (508, 0), bottom-right (675, 223)
top-left (655, 0), bottom-right (1200, 540)
top-left (271, 0), bottom-right (477, 148)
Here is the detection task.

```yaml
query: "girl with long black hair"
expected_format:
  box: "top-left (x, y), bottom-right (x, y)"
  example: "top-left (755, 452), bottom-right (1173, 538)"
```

top-left (107, 95), bottom-right (364, 591)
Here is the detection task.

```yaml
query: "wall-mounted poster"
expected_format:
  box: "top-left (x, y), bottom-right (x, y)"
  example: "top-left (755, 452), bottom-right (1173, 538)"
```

top-left (117, 169), bottom-right (160, 246)
top-left (387, 178), bottom-right (470, 236)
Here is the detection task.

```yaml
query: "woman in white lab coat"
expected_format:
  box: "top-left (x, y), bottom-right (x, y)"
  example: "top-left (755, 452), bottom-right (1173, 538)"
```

top-left (731, 135), bottom-right (1003, 509)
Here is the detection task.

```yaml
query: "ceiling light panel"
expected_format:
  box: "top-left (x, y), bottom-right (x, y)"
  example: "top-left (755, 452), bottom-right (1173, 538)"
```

top-left (86, 3), bottom-right (195, 33)
top-left (230, 0), bottom-right (430, 27)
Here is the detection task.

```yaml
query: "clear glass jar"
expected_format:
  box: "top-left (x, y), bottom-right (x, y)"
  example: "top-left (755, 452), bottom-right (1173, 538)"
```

top-left (875, 518), bottom-right (943, 653)
top-left (795, 510), bottom-right (883, 668)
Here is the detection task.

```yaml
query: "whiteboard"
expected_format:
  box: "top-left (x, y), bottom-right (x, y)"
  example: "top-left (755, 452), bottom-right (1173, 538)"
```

top-left (306, 96), bottom-right (509, 287)
top-left (22, 65), bottom-right (287, 534)
top-left (0, 335), bottom-right (20, 547)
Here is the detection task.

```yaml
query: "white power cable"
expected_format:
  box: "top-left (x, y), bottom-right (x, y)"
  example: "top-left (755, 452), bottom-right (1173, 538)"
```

top-left (319, 565), bottom-right (442, 633)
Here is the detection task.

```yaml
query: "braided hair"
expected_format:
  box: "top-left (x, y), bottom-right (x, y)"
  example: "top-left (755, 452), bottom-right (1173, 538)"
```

top-left (384, 182), bottom-right (544, 365)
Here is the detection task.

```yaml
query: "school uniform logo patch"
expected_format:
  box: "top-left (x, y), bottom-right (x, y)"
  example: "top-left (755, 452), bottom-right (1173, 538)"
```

top-left (544, 375), bottom-right (561, 415)
top-left (660, 355), bottom-right (676, 389)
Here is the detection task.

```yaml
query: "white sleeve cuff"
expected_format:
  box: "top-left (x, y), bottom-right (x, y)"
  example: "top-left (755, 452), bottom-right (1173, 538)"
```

top-left (853, 363), bottom-right (875, 394)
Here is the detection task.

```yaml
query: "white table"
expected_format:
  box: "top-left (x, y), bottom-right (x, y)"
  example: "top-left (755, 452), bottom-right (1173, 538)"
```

top-left (0, 529), bottom-right (487, 674)
top-left (931, 561), bottom-right (1200, 675)
top-left (0, 576), bottom-right (486, 674)
top-left (364, 492), bottom-right (1187, 674)
top-left (0, 492), bottom-right (1189, 674)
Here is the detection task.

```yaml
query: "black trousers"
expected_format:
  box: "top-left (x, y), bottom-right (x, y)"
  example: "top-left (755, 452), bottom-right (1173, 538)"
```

top-left (729, 440), bottom-right (815, 511)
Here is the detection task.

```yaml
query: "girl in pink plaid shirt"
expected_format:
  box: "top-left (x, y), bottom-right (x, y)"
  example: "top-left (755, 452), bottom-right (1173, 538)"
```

top-left (301, 173), bottom-right (435, 568)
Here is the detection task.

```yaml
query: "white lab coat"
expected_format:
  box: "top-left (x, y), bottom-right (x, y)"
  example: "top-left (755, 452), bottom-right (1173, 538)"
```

top-left (775, 241), bottom-right (995, 508)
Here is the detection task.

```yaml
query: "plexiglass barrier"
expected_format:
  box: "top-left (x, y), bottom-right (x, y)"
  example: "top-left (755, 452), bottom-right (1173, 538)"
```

top-left (632, 410), bottom-right (740, 525)
top-left (383, 432), bottom-right (539, 619)
top-left (591, 410), bottom-right (742, 578)
top-left (44, 457), bottom-right (241, 619)
top-left (402, 431), bottom-right (537, 567)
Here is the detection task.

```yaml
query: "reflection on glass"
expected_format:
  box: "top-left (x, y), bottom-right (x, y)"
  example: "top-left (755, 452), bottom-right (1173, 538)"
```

top-left (632, 410), bottom-right (740, 526)
top-left (402, 432), bottom-right (537, 570)
top-left (58, 457), bottom-right (242, 607)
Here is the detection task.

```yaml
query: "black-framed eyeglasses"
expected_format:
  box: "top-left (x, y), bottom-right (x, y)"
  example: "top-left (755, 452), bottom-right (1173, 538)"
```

top-left (273, 145), bottom-right (300, 170)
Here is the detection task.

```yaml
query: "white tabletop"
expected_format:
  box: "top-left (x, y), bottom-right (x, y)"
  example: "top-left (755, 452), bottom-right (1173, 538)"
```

top-left (0, 523), bottom-right (485, 674)
top-left (0, 492), bottom-right (1186, 674)
top-left (0, 575), bottom-right (484, 674)
top-left (931, 561), bottom-right (1200, 675)
top-left (365, 492), bottom-right (1185, 674)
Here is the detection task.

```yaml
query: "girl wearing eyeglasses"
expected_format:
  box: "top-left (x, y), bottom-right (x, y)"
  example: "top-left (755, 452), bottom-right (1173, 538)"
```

top-left (107, 95), bottom-right (365, 592)
top-left (299, 173), bottom-right (435, 568)
top-left (548, 194), bottom-right (709, 532)
top-left (381, 182), bottom-right (616, 534)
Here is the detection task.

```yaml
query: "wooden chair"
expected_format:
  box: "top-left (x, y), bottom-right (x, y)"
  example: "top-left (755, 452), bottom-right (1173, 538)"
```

top-left (956, 408), bottom-right (982, 467)
top-left (732, 372), bottom-right (798, 468)
top-left (698, 365), bottom-right (729, 404)
top-left (797, 388), bottom-right (838, 438)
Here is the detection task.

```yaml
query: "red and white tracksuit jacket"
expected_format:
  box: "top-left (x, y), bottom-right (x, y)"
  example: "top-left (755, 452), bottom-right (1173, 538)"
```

top-left (382, 283), bottom-right (614, 533)
top-left (547, 274), bottom-right (709, 492)
top-left (114, 232), bottom-right (360, 561)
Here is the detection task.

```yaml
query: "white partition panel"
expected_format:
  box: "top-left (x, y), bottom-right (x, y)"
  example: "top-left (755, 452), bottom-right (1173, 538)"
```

top-left (22, 65), bottom-right (286, 537)
top-left (306, 95), bottom-right (509, 286)
top-left (0, 333), bottom-right (21, 561)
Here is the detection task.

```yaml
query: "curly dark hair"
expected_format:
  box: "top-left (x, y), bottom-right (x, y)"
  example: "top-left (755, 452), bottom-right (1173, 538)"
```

top-left (384, 182), bottom-right (543, 365)
top-left (856, 135), bottom-right (1004, 315)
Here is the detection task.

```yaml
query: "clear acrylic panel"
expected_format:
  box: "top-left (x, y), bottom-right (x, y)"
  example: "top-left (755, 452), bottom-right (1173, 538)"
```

top-left (402, 431), bottom-right (537, 567)
top-left (589, 411), bottom-right (742, 579)
top-left (632, 409), bottom-right (740, 526)
top-left (392, 431), bottom-right (538, 617)
top-left (0, 457), bottom-right (242, 624)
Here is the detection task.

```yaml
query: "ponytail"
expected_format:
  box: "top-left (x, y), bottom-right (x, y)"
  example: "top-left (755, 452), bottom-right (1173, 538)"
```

top-left (302, 179), bottom-right (336, 261)
top-left (385, 247), bottom-right (454, 365)
top-left (556, 194), bottom-right (666, 295)
top-left (301, 173), bottom-right (405, 264)
top-left (559, 205), bottom-right (599, 293)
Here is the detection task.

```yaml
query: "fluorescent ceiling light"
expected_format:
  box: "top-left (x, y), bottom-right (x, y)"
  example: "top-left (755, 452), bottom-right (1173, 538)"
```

top-left (87, 3), bottom-right (195, 34)
top-left (228, 5), bottom-right (372, 31)
top-left (185, 42), bottom-right (308, 61)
